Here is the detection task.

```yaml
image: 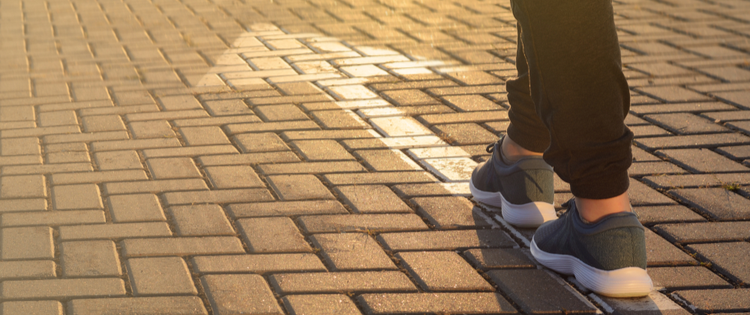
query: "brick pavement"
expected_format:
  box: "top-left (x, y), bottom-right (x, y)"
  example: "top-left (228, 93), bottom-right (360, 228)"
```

top-left (0, 0), bottom-right (748, 313)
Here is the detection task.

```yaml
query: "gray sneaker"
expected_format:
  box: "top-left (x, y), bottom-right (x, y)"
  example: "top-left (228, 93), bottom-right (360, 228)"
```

top-left (531, 199), bottom-right (653, 298)
top-left (470, 137), bottom-right (556, 227)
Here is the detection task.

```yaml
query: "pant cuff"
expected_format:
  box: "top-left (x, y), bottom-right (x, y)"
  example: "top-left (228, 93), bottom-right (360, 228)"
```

top-left (507, 123), bottom-right (550, 153)
top-left (569, 171), bottom-right (630, 200)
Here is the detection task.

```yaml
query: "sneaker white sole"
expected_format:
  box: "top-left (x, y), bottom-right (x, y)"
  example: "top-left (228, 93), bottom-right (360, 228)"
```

top-left (530, 237), bottom-right (653, 298)
top-left (470, 179), bottom-right (556, 228)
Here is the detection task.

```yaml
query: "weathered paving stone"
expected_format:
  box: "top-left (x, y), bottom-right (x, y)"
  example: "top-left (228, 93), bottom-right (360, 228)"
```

top-left (311, 110), bottom-right (369, 129)
top-left (463, 248), bottom-right (536, 270)
top-left (290, 140), bottom-right (356, 161)
top-left (67, 297), bottom-right (208, 315)
top-left (717, 145), bottom-right (750, 160)
top-left (233, 133), bottom-right (291, 153)
top-left (397, 251), bottom-right (494, 292)
top-left (687, 242), bottom-right (750, 284)
top-left (107, 194), bottom-right (166, 222)
top-left (161, 189), bottom-right (274, 206)
top-left (378, 230), bottom-right (516, 251)
top-left (654, 221), bottom-right (750, 244)
top-left (645, 229), bottom-right (697, 266)
top-left (201, 274), bottom-right (284, 315)
top-left (0, 260), bottom-right (56, 280)
top-left (595, 291), bottom-right (691, 315)
top-left (146, 157), bottom-right (202, 179)
top-left (412, 197), bottom-right (492, 229)
top-left (418, 111), bottom-right (508, 125)
top-left (441, 95), bottom-right (504, 112)
top-left (648, 266), bottom-right (732, 290)
top-left (255, 104), bottom-right (310, 121)
top-left (391, 183), bottom-right (470, 197)
top-left (268, 271), bottom-right (418, 294)
top-left (323, 172), bottom-right (438, 185)
top-left (635, 133), bottom-right (750, 150)
top-left (432, 123), bottom-right (500, 145)
top-left (204, 166), bottom-right (265, 189)
top-left (633, 205), bottom-right (707, 225)
top-left (488, 269), bottom-right (598, 314)
top-left (297, 214), bottom-right (429, 233)
top-left (197, 152), bottom-right (300, 166)
top-left (656, 148), bottom-right (748, 173)
top-left (61, 241), bottom-right (121, 277)
top-left (1, 278), bottom-right (126, 299)
top-left (51, 184), bottom-right (103, 210)
top-left (669, 188), bottom-right (750, 220)
top-left (267, 175), bottom-right (335, 200)
top-left (357, 293), bottom-right (517, 314)
top-left (642, 173), bottom-right (750, 189)
top-left (236, 217), bottom-right (312, 253)
top-left (2, 301), bottom-right (63, 315)
top-left (671, 289), bottom-right (750, 313)
top-left (1, 175), bottom-right (46, 198)
top-left (59, 222), bottom-right (173, 240)
top-left (334, 185), bottom-right (412, 213)
top-left (354, 149), bottom-right (422, 171)
top-left (644, 113), bottom-right (729, 134)
top-left (1, 210), bottom-right (106, 227)
top-left (282, 294), bottom-right (362, 315)
top-left (191, 254), bottom-right (326, 274)
top-left (127, 257), bottom-right (197, 295)
top-left (121, 237), bottom-right (245, 257)
top-left (1, 227), bottom-right (54, 260)
top-left (311, 233), bottom-right (397, 270)
top-left (281, 130), bottom-right (379, 141)
top-left (227, 200), bottom-right (348, 217)
top-left (259, 161), bottom-right (367, 174)
top-left (629, 179), bottom-right (677, 206)
top-left (168, 205), bottom-right (235, 236)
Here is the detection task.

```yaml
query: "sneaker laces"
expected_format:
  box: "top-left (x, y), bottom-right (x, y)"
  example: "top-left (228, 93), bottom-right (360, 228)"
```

top-left (485, 141), bottom-right (499, 153)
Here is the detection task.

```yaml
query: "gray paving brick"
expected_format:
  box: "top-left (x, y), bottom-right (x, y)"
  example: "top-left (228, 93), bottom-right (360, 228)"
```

top-left (644, 113), bottom-right (729, 134)
top-left (1, 137), bottom-right (41, 156)
top-left (283, 294), bottom-right (362, 315)
top-left (413, 197), bottom-right (492, 229)
top-left (233, 133), bottom-right (291, 153)
top-left (201, 274), bottom-right (284, 315)
top-left (687, 242), bottom-right (750, 285)
top-left (464, 248), bottom-right (536, 270)
top-left (291, 140), bottom-right (356, 161)
top-left (204, 166), bottom-right (265, 189)
top-left (398, 251), bottom-right (493, 291)
top-left (324, 172), bottom-right (438, 185)
top-left (267, 174), bottom-right (335, 200)
top-left (353, 149), bottom-right (422, 171)
top-left (671, 289), bottom-right (750, 313)
top-left (2, 301), bottom-right (62, 315)
top-left (633, 205), bottom-right (707, 225)
top-left (51, 184), bottom-right (103, 210)
top-left (669, 188), bottom-right (750, 220)
top-left (107, 194), bottom-right (166, 222)
top-left (81, 115), bottom-right (126, 132)
top-left (635, 133), bottom-right (750, 150)
top-left (101, 179), bottom-right (209, 195)
top-left (2, 278), bottom-right (126, 299)
top-left (654, 221), bottom-right (750, 244)
top-left (645, 229), bottom-right (697, 266)
top-left (656, 148), bottom-right (748, 173)
top-left (269, 271), bottom-right (418, 294)
top-left (297, 213), bottom-right (429, 233)
top-left (146, 157), bottom-right (202, 179)
top-left (378, 230), bottom-right (516, 251)
top-left (169, 204), bottom-right (235, 236)
top-left (121, 237), bottom-right (245, 257)
top-left (1, 210), bottom-right (105, 227)
top-left (629, 179), bottom-right (677, 206)
top-left (488, 269), bottom-right (598, 314)
top-left (127, 257), bottom-right (197, 295)
top-left (61, 240), bottom-right (121, 277)
top-left (1, 175), bottom-right (46, 198)
top-left (334, 185), bottom-right (411, 213)
top-left (311, 233), bottom-right (396, 270)
top-left (161, 189), bottom-right (274, 206)
top-left (648, 266), bottom-right (732, 290)
top-left (642, 173), bottom-right (750, 190)
top-left (59, 222), bottom-right (173, 240)
top-left (237, 217), bottom-right (311, 253)
top-left (227, 200), bottom-right (348, 217)
top-left (255, 104), bottom-right (310, 121)
top-left (357, 293), bottom-right (517, 314)
top-left (192, 254), bottom-right (326, 274)
top-left (67, 297), bottom-right (207, 315)
top-left (1, 227), bottom-right (54, 260)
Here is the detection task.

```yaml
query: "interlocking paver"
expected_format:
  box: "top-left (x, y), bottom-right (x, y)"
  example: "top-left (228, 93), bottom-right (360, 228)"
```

top-left (357, 293), bottom-right (517, 314)
top-left (648, 266), bottom-right (732, 290)
top-left (236, 217), bottom-right (312, 253)
top-left (378, 230), bottom-right (516, 251)
top-left (127, 257), bottom-right (197, 295)
top-left (59, 222), bottom-right (173, 240)
top-left (1, 301), bottom-right (63, 315)
top-left (412, 197), bottom-right (492, 229)
top-left (671, 289), bottom-right (750, 313)
top-left (67, 297), bottom-right (208, 315)
top-left (283, 294), bottom-right (362, 315)
top-left (311, 233), bottom-right (397, 270)
top-left (297, 213), bottom-right (429, 233)
top-left (398, 251), bottom-right (494, 291)
top-left (334, 185), bottom-right (412, 213)
top-left (61, 240), bottom-right (121, 277)
top-left (2, 278), bottom-right (126, 299)
top-left (488, 269), bottom-right (598, 314)
top-left (51, 184), bottom-right (103, 210)
top-left (192, 254), bottom-right (326, 274)
top-left (121, 237), bottom-right (245, 257)
top-left (268, 271), bottom-right (418, 294)
top-left (107, 194), bottom-right (166, 222)
top-left (687, 242), bottom-right (750, 285)
top-left (267, 174), bottom-right (335, 200)
top-left (201, 274), bottom-right (284, 315)
top-left (169, 205), bottom-right (235, 236)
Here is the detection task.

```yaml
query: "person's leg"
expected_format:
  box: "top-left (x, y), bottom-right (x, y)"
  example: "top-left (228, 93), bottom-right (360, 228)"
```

top-left (505, 0), bottom-right (652, 297)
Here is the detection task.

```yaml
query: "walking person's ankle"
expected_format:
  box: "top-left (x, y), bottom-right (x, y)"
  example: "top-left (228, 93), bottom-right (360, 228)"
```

top-left (575, 192), bottom-right (632, 223)
top-left (500, 135), bottom-right (544, 163)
